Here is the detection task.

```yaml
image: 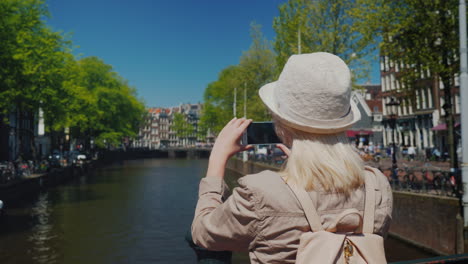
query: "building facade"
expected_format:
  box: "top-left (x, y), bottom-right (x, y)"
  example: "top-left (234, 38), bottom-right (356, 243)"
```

top-left (347, 85), bottom-right (384, 148)
top-left (380, 56), bottom-right (461, 156)
top-left (133, 103), bottom-right (204, 149)
top-left (0, 108), bottom-right (50, 161)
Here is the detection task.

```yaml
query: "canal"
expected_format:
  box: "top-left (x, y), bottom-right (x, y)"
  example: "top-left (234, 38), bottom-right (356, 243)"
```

top-left (0, 159), bottom-right (436, 263)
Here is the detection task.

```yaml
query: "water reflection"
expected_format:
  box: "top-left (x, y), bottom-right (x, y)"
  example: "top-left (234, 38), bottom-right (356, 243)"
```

top-left (0, 159), bottom-right (207, 264)
top-left (28, 193), bottom-right (60, 264)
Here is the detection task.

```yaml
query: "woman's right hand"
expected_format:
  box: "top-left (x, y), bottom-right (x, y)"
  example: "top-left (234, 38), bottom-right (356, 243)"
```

top-left (210, 117), bottom-right (253, 163)
top-left (206, 118), bottom-right (252, 179)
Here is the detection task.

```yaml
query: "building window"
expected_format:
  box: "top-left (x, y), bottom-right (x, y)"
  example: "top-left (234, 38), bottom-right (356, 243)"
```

top-left (427, 87), bottom-right (433, 108)
top-left (415, 89), bottom-right (420, 110)
top-left (422, 87), bottom-right (427, 109)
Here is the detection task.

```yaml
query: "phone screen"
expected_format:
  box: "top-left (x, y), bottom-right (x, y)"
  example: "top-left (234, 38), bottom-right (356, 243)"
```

top-left (243, 122), bottom-right (281, 145)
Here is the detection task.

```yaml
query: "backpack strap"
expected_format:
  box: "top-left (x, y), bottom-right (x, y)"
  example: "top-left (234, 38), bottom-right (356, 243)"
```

top-left (284, 167), bottom-right (378, 234)
top-left (363, 167), bottom-right (377, 234)
top-left (285, 183), bottom-right (324, 232)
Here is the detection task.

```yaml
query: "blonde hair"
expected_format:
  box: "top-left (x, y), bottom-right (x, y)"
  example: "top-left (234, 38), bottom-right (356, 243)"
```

top-left (274, 120), bottom-right (364, 194)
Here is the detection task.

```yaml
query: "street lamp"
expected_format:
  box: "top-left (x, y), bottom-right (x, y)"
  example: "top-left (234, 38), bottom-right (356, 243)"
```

top-left (386, 96), bottom-right (401, 181)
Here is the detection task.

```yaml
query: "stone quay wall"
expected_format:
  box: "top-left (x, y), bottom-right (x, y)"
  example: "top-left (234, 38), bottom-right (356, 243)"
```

top-left (226, 158), bottom-right (464, 255)
top-left (0, 163), bottom-right (92, 204)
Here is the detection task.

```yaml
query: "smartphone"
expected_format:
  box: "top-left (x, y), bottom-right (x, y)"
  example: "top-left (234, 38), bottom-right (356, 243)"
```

top-left (241, 121), bottom-right (281, 145)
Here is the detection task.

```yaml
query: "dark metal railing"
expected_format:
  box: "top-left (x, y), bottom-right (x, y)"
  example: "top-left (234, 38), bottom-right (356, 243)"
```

top-left (238, 153), bottom-right (460, 197)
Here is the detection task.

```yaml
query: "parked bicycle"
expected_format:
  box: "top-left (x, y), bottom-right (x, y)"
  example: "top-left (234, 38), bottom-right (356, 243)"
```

top-left (0, 162), bottom-right (16, 184)
top-left (16, 161), bottom-right (31, 178)
top-left (37, 160), bottom-right (50, 173)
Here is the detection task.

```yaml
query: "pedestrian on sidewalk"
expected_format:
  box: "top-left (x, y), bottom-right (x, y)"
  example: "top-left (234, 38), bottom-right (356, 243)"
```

top-left (432, 148), bottom-right (441, 161)
top-left (191, 52), bottom-right (392, 263)
top-left (386, 146), bottom-right (392, 158)
top-left (407, 145), bottom-right (416, 161)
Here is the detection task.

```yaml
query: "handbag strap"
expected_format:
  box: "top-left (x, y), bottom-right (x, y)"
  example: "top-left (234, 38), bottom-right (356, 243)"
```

top-left (284, 167), bottom-right (378, 234)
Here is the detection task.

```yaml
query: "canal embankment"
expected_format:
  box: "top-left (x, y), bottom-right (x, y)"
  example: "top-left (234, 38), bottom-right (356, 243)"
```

top-left (226, 158), bottom-right (464, 256)
top-left (0, 162), bottom-right (92, 205)
top-left (0, 148), bottom-right (208, 206)
top-left (0, 150), bottom-right (138, 205)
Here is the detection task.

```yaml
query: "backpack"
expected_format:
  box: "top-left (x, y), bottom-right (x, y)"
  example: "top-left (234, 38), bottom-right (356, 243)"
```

top-left (285, 167), bottom-right (387, 264)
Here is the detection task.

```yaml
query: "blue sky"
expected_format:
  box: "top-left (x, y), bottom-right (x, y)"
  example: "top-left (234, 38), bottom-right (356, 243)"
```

top-left (46, 0), bottom-right (380, 108)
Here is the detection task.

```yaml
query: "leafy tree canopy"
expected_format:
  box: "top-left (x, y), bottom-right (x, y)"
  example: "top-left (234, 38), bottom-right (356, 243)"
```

top-left (0, 0), bottom-right (146, 151)
top-left (201, 23), bottom-right (276, 134)
top-left (274, 0), bottom-right (375, 84)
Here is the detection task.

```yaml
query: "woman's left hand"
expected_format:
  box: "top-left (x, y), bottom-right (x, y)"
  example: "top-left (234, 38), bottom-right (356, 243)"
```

top-left (275, 144), bottom-right (291, 157)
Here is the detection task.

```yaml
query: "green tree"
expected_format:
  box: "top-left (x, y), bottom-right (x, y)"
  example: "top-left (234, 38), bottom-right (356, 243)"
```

top-left (69, 57), bottom-right (146, 148)
top-left (238, 23), bottom-right (277, 121)
top-left (0, 0), bottom-right (46, 112)
top-left (273, 0), bottom-right (375, 83)
top-left (0, 0), bottom-right (75, 157)
top-left (201, 23), bottom-right (276, 133)
top-left (0, 0), bottom-right (146, 154)
top-left (353, 0), bottom-right (460, 168)
top-left (172, 112), bottom-right (192, 145)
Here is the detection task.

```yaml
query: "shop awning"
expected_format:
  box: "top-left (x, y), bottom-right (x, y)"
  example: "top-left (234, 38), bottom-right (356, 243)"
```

top-left (431, 122), bottom-right (461, 131)
top-left (346, 130), bottom-right (373, 137)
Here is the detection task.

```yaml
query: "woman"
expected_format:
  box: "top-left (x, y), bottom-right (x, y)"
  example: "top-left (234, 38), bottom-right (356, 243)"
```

top-left (192, 52), bottom-right (392, 263)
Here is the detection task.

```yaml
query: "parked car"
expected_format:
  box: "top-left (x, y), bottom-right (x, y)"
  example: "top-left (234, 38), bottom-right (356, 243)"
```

top-left (48, 150), bottom-right (63, 168)
top-left (68, 151), bottom-right (87, 167)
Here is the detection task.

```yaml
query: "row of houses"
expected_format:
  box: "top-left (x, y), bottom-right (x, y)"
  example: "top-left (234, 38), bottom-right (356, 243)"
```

top-left (131, 57), bottom-right (463, 157)
top-left (311, 78), bottom-right (460, 158)
top-left (132, 103), bottom-right (212, 149)
top-left (133, 94), bottom-right (385, 152)
top-left (347, 59), bottom-right (462, 158)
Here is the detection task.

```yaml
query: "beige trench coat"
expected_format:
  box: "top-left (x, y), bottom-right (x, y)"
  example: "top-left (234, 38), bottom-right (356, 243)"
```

top-left (192, 168), bottom-right (393, 263)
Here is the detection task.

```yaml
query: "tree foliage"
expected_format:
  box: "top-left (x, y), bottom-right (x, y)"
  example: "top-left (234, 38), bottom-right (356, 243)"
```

top-left (65, 57), bottom-right (146, 148)
top-left (172, 112), bottom-right (192, 139)
top-left (0, 0), bottom-right (69, 114)
top-left (273, 0), bottom-right (375, 82)
top-left (352, 0), bottom-right (460, 166)
top-left (201, 23), bottom-right (276, 133)
top-left (352, 0), bottom-right (459, 89)
top-left (0, 0), bottom-right (146, 153)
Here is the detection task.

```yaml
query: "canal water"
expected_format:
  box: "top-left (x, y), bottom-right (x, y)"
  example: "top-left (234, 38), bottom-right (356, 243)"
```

top-left (0, 159), bottom-right (436, 263)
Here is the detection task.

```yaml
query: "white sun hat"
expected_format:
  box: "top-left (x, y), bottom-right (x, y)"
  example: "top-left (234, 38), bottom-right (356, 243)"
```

top-left (259, 52), bottom-right (360, 134)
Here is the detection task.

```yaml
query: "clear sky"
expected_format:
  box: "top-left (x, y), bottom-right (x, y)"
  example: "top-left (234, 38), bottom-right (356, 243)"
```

top-left (46, 0), bottom-right (380, 108)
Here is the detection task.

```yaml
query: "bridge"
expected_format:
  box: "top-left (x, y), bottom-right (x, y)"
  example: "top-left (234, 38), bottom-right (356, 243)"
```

top-left (111, 147), bottom-right (212, 160)
top-left (165, 147), bottom-right (212, 159)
